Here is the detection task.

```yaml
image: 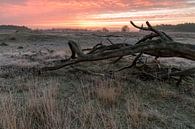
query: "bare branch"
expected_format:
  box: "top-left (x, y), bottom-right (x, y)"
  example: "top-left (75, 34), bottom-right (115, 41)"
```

top-left (117, 51), bottom-right (143, 71)
top-left (112, 56), bottom-right (123, 64)
top-left (130, 21), bottom-right (149, 31)
top-left (131, 21), bottom-right (173, 41)
top-left (107, 38), bottom-right (114, 45)
top-left (136, 33), bottom-right (159, 44)
top-left (3, 21), bottom-right (195, 81)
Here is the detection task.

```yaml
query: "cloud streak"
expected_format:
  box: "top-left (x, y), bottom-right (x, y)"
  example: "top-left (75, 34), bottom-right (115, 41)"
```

top-left (0, 0), bottom-right (194, 29)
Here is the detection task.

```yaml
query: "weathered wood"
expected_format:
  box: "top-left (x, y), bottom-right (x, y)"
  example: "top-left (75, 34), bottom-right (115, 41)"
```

top-left (117, 51), bottom-right (143, 71)
top-left (36, 21), bottom-right (195, 73)
top-left (2, 21), bottom-right (194, 80)
top-left (38, 39), bottom-right (195, 72)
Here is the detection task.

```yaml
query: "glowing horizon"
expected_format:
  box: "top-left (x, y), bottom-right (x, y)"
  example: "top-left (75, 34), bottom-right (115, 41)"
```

top-left (0, 0), bottom-right (195, 30)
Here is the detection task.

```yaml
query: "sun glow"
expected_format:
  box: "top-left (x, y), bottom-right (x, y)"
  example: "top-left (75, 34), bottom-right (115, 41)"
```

top-left (77, 20), bottom-right (129, 29)
top-left (0, 0), bottom-right (195, 29)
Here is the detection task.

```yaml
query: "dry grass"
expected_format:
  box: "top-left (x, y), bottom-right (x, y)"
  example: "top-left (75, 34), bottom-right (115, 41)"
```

top-left (96, 86), bottom-right (121, 105)
top-left (158, 88), bottom-right (178, 99)
top-left (0, 73), bottom-right (194, 129)
top-left (0, 30), bottom-right (195, 129)
top-left (0, 81), bottom-right (62, 129)
top-left (0, 78), bottom-right (140, 129)
top-left (94, 80), bottom-right (122, 105)
top-left (0, 96), bottom-right (17, 129)
top-left (126, 93), bottom-right (148, 129)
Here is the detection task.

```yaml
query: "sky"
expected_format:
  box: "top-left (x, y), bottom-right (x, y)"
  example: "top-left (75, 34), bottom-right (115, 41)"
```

top-left (0, 0), bottom-right (195, 30)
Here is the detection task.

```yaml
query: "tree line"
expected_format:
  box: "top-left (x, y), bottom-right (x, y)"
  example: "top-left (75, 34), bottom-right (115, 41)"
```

top-left (155, 23), bottom-right (195, 32)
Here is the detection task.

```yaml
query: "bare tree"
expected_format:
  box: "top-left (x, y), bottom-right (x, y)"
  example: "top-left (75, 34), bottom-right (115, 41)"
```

top-left (38, 21), bottom-right (195, 78)
top-left (2, 21), bottom-right (195, 81)
top-left (121, 25), bottom-right (130, 32)
top-left (102, 27), bottom-right (109, 32)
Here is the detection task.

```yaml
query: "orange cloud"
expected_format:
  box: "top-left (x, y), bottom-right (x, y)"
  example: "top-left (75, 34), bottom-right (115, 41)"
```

top-left (0, 0), bottom-right (194, 29)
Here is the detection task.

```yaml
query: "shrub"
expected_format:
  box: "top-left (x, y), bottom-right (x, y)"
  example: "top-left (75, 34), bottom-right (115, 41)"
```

top-left (102, 27), bottom-right (109, 32)
top-left (121, 25), bottom-right (130, 32)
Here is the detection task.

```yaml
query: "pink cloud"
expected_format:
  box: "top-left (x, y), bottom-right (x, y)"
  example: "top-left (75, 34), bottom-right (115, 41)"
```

top-left (0, 0), bottom-right (194, 29)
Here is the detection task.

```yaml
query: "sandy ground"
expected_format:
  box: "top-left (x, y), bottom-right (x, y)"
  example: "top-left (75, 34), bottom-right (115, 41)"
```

top-left (0, 30), bottom-right (195, 129)
top-left (0, 31), bottom-right (195, 69)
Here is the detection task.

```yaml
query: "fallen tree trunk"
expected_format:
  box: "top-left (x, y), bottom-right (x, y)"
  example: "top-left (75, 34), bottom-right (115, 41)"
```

top-left (35, 21), bottom-right (195, 81)
top-left (1, 21), bottom-right (195, 80)
top-left (39, 39), bottom-right (195, 72)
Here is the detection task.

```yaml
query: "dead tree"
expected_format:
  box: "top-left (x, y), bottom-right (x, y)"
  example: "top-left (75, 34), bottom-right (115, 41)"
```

top-left (40, 22), bottom-right (194, 66)
top-left (2, 21), bottom-right (195, 80)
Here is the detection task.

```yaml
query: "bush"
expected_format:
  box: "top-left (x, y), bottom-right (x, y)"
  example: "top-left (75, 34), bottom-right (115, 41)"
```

top-left (102, 27), bottom-right (109, 32)
top-left (121, 25), bottom-right (130, 32)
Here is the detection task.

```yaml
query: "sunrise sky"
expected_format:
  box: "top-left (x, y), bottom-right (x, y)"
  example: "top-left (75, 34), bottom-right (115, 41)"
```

top-left (0, 0), bottom-right (195, 30)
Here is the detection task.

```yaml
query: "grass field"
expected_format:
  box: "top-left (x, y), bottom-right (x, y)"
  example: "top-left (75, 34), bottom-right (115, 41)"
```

top-left (0, 30), bottom-right (195, 129)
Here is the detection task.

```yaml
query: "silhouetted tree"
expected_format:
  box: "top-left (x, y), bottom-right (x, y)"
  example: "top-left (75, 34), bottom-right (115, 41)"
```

top-left (155, 23), bottom-right (195, 32)
top-left (102, 27), bottom-right (109, 32)
top-left (121, 25), bottom-right (130, 32)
